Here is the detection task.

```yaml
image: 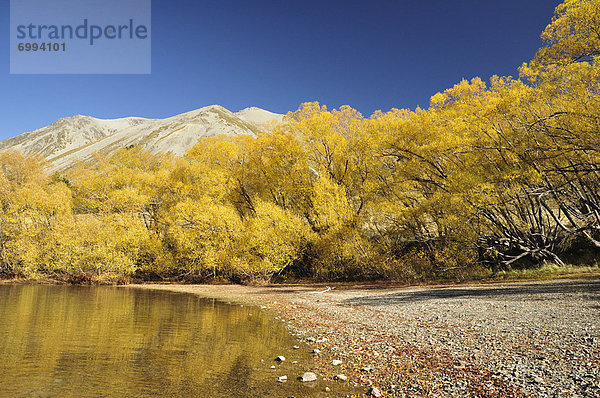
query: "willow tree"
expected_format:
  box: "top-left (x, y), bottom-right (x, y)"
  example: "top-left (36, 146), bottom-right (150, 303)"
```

top-left (0, 151), bottom-right (72, 277)
top-left (534, 0), bottom-right (600, 65)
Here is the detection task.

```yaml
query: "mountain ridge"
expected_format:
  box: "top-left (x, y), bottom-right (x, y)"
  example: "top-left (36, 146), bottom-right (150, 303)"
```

top-left (0, 106), bottom-right (284, 170)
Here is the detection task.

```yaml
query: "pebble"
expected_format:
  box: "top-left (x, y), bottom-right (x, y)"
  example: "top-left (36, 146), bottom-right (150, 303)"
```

top-left (277, 376), bottom-right (287, 383)
top-left (332, 359), bottom-right (343, 366)
top-left (299, 372), bottom-right (318, 382)
top-left (271, 280), bottom-right (600, 397)
top-left (334, 374), bottom-right (348, 381)
top-left (367, 387), bottom-right (382, 397)
top-left (275, 356), bottom-right (286, 362)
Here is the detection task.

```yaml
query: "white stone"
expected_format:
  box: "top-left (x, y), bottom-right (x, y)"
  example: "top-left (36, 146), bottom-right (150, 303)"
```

top-left (300, 372), bottom-right (318, 382)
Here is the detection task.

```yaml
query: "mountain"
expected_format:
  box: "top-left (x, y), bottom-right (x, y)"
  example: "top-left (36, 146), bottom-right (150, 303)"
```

top-left (0, 105), bottom-right (284, 170)
top-left (235, 107), bottom-right (284, 125)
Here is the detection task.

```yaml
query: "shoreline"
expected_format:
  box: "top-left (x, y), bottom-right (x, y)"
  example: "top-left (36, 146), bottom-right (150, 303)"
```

top-left (131, 279), bottom-right (600, 397)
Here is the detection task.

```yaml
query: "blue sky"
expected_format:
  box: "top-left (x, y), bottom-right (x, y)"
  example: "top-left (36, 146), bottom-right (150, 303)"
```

top-left (1, 0), bottom-right (560, 140)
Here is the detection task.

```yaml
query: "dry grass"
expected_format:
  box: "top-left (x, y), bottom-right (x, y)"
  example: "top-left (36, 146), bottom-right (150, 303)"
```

top-left (492, 264), bottom-right (600, 282)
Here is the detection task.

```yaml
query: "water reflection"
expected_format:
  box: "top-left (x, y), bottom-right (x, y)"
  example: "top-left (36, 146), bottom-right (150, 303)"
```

top-left (0, 285), bottom-right (338, 397)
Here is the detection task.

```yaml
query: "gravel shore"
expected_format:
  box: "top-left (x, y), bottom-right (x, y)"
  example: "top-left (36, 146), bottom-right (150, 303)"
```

top-left (136, 280), bottom-right (600, 397)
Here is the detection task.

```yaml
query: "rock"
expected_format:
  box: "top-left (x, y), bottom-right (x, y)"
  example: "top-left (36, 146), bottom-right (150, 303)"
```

top-left (277, 376), bottom-right (287, 383)
top-left (316, 337), bottom-right (328, 343)
top-left (270, 365), bottom-right (276, 369)
top-left (312, 348), bottom-right (321, 354)
top-left (334, 374), bottom-right (348, 381)
top-left (299, 372), bottom-right (318, 382)
top-left (275, 356), bottom-right (286, 362)
top-left (324, 387), bottom-right (331, 392)
top-left (367, 387), bottom-right (382, 397)
top-left (332, 359), bottom-right (343, 366)
top-left (454, 360), bottom-right (466, 369)
top-left (293, 345), bottom-right (300, 349)
top-left (292, 361), bottom-right (298, 364)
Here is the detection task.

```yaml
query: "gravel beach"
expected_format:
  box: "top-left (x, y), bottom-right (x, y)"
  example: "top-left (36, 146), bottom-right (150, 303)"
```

top-left (136, 280), bottom-right (600, 397)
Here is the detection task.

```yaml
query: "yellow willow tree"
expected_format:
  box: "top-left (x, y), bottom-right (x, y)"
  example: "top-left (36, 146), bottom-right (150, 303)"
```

top-left (398, 0), bottom-right (600, 272)
top-left (425, 76), bottom-right (562, 270)
top-left (236, 130), bottom-right (313, 216)
top-left (62, 147), bottom-right (169, 280)
top-left (365, 101), bottom-right (481, 277)
top-left (267, 103), bottom-right (387, 279)
top-left (164, 196), bottom-right (243, 279)
top-left (171, 135), bottom-right (315, 280)
top-left (0, 151), bottom-right (72, 278)
top-left (512, 60), bottom-right (600, 256)
top-left (470, 0), bottom-right (600, 268)
top-left (279, 102), bottom-right (380, 219)
top-left (186, 135), bottom-right (259, 218)
top-left (415, 71), bottom-right (594, 270)
top-left (534, 0), bottom-right (600, 65)
top-left (69, 147), bottom-right (175, 226)
top-left (182, 104), bottom-right (387, 280)
top-left (235, 200), bottom-right (314, 279)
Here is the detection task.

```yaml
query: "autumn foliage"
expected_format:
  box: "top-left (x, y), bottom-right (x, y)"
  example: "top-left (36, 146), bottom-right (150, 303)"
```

top-left (1, 0), bottom-right (599, 283)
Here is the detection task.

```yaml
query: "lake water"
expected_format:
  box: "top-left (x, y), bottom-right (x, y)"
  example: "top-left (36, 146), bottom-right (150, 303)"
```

top-left (0, 285), bottom-right (346, 397)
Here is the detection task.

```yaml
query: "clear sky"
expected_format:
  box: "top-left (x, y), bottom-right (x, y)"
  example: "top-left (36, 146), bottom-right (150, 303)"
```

top-left (0, 0), bottom-right (561, 140)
